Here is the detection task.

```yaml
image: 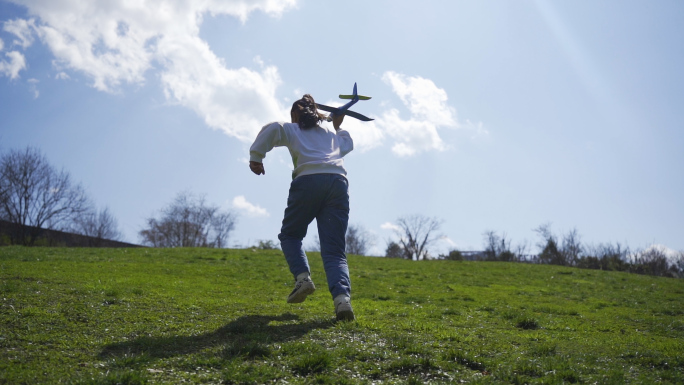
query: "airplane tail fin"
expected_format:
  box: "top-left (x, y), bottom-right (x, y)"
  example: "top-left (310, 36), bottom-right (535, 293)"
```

top-left (339, 82), bottom-right (372, 100)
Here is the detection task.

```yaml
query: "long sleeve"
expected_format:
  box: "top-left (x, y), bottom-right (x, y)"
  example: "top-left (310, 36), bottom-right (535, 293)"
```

top-left (336, 129), bottom-right (354, 157)
top-left (249, 122), bottom-right (287, 163)
top-left (249, 121), bottom-right (353, 179)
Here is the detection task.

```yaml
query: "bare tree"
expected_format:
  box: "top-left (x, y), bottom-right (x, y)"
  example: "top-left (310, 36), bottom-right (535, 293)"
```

top-left (391, 215), bottom-right (443, 260)
top-left (483, 230), bottom-right (499, 260)
top-left (0, 147), bottom-right (89, 244)
top-left (534, 223), bottom-right (555, 252)
top-left (534, 223), bottom-right (564, 265)
top-left (514, 240), bottom-right (530, 262)
top-left (139, 192), bottom-right (237, 248)
top-left (580, 242), bottom-right (629, 271)
top-left (482, 230), bottom-right (516, 262)
top-left (211, 211), bottom-right (236, 248)
top-left (534, 224), bottom-right (586, 266)
top-left (458, 231), bottom-right (527, 262)
top-left (72, 206), bottom-right (122, 242)
top-left (345, 224), bottom-right (376, 256)
top-left (631, 246), bottom-right (678, 278)
top-left (674, 251), bottom-right (684, 278)
top-left (561, 228), bottom-right (583, 266)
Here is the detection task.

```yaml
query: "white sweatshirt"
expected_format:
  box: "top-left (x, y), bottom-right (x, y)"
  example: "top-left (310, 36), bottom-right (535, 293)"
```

top-left (249, 122), bottom-right (354, 180)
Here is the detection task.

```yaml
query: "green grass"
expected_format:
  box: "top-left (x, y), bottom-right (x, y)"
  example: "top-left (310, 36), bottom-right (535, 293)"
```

top-left (1, 246), bottom-right (683, 384)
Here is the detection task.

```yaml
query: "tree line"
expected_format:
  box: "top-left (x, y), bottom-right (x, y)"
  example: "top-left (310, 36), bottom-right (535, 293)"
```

top-left (378, 214), bottom-right (684, 279)
top-left (466, 224), bottom-right (684, 279)
top-left (3, 146), bottom-right (681, 279)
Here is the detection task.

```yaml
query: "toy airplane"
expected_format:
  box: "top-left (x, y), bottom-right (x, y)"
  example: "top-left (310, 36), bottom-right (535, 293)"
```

top-left (316, 83), bottom-right (374, 122)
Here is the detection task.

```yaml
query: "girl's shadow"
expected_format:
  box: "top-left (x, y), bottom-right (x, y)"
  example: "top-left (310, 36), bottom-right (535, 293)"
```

top-left (100, 313), bottom-right (332, 360)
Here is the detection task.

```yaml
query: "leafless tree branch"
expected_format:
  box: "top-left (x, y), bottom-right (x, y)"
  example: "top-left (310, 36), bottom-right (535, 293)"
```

top-left (345, 224), bottom-right (375, 256)
top-left (138, 192), bottom-right (237, 248)
top-left (392, 214), bottom-right (443, 260)
top-left (0, 147), bottom-right (89, 244)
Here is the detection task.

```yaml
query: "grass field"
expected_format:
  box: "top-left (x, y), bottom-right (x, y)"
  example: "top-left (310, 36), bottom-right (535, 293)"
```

top-left (1, 246), bottom-right (683, 384)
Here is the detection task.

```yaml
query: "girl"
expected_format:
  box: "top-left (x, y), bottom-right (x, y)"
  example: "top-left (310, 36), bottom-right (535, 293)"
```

top-left (249, 94), bottom-right (355, 321)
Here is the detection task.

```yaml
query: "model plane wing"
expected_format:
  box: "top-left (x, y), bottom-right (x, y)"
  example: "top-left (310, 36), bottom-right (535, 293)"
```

top-left (339, 94), bottom-right (371, 100)
top-left (343, 109), bottom-right (374, 121)
top-left (315, 103), bottom-right (336, 113)
top-left (315, 103), bottom-right (375, 122)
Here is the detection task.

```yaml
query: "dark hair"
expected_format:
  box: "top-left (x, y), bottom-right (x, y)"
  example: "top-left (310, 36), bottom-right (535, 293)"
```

top-left (291, 94), bottom-right (326, 129)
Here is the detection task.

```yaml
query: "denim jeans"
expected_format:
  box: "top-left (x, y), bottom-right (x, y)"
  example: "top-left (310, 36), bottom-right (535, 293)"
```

top-left (278, 173), bottom-right (351, 299)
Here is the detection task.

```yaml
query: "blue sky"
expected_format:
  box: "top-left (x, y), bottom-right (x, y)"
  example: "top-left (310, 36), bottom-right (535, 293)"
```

top-left (1, 0), bottom-right (683, 255)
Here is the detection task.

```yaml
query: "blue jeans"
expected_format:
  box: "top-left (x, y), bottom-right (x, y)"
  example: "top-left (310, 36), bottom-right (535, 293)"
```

top-left (278, 173), bottom-right (351, 299)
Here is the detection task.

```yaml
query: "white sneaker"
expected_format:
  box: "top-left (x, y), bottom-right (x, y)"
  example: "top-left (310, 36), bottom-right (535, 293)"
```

top-left (287, 276), bottom-right (316, 303)
top-left (334, 295), bottom-right (355, 321)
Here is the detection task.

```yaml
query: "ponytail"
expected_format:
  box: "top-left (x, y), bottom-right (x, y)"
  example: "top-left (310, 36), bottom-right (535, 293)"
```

top-left (291, 94), bottom-right (326, 129)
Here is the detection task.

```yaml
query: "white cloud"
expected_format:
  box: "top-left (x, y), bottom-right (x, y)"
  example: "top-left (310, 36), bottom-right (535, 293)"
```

top-left (382, 71), bottom-right (457, 127)
top-left (3, 3), bottom-right (483, 154)
top-left (380, 221), bottom-right (401, 233)
top-left (5, 0), bottom-right (297, 141)
top-left (158, 34), bottom-right (286, 141)
top-left (3, 18), bottom-right (36, 48)
top-left (440, 235), bottom-right (458, 248)
top-left (318, 73), bottom-right (462, 155)
top-left (342, 118), bottom-right (385, 153)
top-left (0, 38), bottom-right (3, 51)
top-left (380, 108), bottom-right (445, 156)
top-left (0, 50), bottom-right (26, 79)
top-left (232, 195), bottom-right (269, 217)
top-left (374, 71), bottom-right (460, 157)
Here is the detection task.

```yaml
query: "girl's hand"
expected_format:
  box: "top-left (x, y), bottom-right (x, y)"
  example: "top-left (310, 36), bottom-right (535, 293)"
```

top-left (249, 161), bottom-right (265, 175)
top-left (333, 114), bottom-right (345, 130)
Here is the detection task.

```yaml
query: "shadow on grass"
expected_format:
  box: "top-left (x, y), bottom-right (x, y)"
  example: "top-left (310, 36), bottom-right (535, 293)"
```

top-left (99, 313), bottom-right (331, 360)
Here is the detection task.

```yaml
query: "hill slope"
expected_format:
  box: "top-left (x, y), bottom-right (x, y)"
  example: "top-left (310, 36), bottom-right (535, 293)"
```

top-left (1, 247), bottom-right (682, 384)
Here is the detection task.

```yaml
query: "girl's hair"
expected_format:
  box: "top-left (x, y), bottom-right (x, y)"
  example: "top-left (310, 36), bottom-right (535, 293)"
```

top-left (291, 94), bottom-right (326, 129)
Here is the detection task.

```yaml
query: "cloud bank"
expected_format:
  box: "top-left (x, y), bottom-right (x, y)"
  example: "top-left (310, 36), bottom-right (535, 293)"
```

top-left (343, 71), bottom-right (465, 156)
top-left (378, 71), bottom-right (459, 156)
top-left (2, 2), bottom-right (479, 155)
top-left (3, 0), bottom-right (295, 141)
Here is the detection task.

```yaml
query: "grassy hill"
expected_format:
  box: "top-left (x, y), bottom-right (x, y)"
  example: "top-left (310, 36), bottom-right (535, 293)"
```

top-left (1, 247), bottom-right (682, 384)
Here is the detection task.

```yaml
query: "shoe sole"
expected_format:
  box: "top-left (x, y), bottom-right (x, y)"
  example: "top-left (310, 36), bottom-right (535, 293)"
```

top-left (287, 283), bottom-right (315, 303)
top-left (336, 310), bottom-right (355, 321)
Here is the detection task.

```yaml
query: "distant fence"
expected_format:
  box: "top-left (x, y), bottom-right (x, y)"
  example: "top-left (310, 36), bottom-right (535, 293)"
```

top-left (0, 220), bottom-right (142, 248)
